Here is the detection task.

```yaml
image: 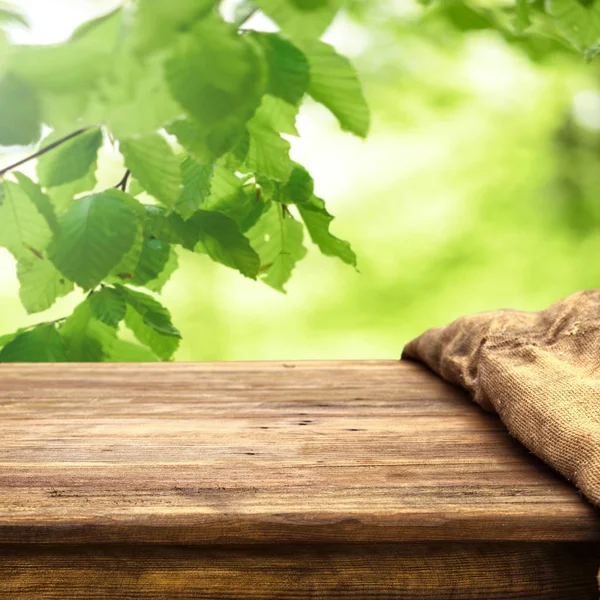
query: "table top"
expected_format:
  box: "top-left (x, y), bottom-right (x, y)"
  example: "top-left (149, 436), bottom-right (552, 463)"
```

top-left (0, 360), bottom-right (598, 545)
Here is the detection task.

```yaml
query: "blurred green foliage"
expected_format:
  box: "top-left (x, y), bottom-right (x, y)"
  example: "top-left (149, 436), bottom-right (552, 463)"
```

top-left (3, 0), bottom-right (600, 360)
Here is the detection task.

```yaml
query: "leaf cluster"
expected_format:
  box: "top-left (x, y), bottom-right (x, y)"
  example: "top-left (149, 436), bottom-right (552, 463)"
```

top-left (0, 0), bottom-right (367, 361)
top-left (417, 0), bottom-right (600, 60)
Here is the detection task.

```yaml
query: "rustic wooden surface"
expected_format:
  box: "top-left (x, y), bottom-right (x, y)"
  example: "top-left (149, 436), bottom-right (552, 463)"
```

top-left (0, 360), bottom-right (598, 545)
top-left (2, 542), bottom-right (600, 599)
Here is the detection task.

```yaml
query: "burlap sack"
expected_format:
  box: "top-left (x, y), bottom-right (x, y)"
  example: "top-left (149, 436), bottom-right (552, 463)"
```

top-left (403, 290), bottom-right (600, 593)
top-left (402, 289), bottom-right (600, 508)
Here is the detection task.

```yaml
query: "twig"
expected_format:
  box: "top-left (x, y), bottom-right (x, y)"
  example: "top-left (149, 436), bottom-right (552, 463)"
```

top-left (15, 316), bottom-right (68, 334)
top-left (114, 169), bottom-right (131, 192)
top-left (0, 128), bottom-right (89, 177)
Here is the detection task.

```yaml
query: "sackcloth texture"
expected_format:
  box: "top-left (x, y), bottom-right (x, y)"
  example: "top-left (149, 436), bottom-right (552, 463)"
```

top-left (402, 290), bottom-right (600, 592)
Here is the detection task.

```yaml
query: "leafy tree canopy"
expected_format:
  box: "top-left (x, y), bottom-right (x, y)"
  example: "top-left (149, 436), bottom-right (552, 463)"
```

top-left (0, 0), bottom-right (594, 361)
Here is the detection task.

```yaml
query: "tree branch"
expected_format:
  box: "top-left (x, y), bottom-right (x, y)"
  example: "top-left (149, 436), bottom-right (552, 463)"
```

top-left (114, 169), bottom-right (131, 192)
top-left (0, 128), bottom-right (90, 177)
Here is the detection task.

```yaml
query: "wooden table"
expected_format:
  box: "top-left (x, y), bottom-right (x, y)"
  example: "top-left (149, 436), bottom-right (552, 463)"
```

top-left (0, 361), bottom-right (599, 599)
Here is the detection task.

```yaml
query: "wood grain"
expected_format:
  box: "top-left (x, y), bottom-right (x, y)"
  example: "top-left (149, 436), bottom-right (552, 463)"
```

top-left (0, 360), bottom-right (598, 545)
top-left (2, 542), bottom-right (599, 599)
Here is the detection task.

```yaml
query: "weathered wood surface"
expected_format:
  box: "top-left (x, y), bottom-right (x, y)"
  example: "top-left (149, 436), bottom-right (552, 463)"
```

top-left (2, 542), bottom-right (600, 599)
top-left (0, 360), bottom-right (598, 545)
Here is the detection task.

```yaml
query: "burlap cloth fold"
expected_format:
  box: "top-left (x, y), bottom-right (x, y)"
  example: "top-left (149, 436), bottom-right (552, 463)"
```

top-left (402, 289), bottom-right (600, 505)
top-left (402, 289), bottom-right (600, 593)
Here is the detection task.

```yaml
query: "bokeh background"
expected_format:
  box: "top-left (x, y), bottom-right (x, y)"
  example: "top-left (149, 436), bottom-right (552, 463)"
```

top-left (2, 0), bottom-right (600, 360)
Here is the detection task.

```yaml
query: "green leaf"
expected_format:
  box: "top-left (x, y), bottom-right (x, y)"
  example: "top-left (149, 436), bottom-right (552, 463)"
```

top-left (254, 0), bottom-right (342, 40)
top-left (39, 90), bottom-right (90, 132)
top-left (129, 0), bottom-right (215, 54)
top-left (142, 205), bottom-right (192, 247)
top-left (117, 285), bottom-right (180, 336)
top-left (108, 222), bottom-right (144, 280)
top-left (89, 286), bottom-right (127, 328)
top-left (128, 178), bottom-right (145, 198)
top-left (248, 203), bottom-right (307, 292)
top-left (123, 305), bottom-right (180, 360)
top-left (167, 118), bottom-right (211, 163)
top-left (17, 257), bottom-right (73, 314)
top-left (0, 324), bottom-right (67, 362)
top-left (300, 40), bottom-right (370, 138)
top-left (94, 53), bottom-right (184, 139)
top-left (130, 238), bottom-right (171, 287)
top-left (45, 159), bottom-right (98, 216)
top-left (0, 74), bottom-right (41, 145)
top-left (13, 172), bottom-right (60, 234)
top-left (0, 179), bottom-right (53, 260)
top-left (111, 234), bottom-right (178, 292)
top-left (0, 30), bottom-right (9, 77)
top-left (259, 95), bottom-right (299, 136)
top-left (120, 134), bottom-right (182, 208)
top-left (585, 45), bottom-right (600, 61)
top-left (165, 17), bottom-right (266, 153)
top-left (37, 128), bottom-right (103, 188)
top-left (205, 168), bottom-right (268, 232)
top-left (143, 205), bottom-right (181, 243)
top-left (84, 196), bottom-right (145, 285)
top-left (206, 165), bottom-right (243, 206)
top-left (106, 338), bottom-right (159, 362)
top-left (143, 247), bottom-right (178, 293)
top-left (514, 0), bottom-right (531, 33)
top-left (291, 0), bottom-right (328, 9)
top-left (245, 97), bottom-right (293, 182)
top-left (547, 0), bottom-right (600, 51)
top-left (175, 156), bottom-right (211, 219)
top-left (252, 33), bottom-right (309, 105)
top-left (144, 204), bottom-right (183, 247)
top-left (49, 190), bottom-right (139, 290)
top-left (188, 210), bottom-right (261, 278)
top-left (60, 299), bottom-right (118, 361)
top-left (171, 118), bottom-right (250, 166)
top-left (0, 4), bottom-right (29, 28)
top-left (282, 163), bottom-right (315, 204)
top-left (70, 7), bottom-right (122, 41)
top-left (165, 17), bottom-right (260, 124)
top-left (9, 9), bottom-right (121, 93)
top-left (0, 328), bottom-right (26, 349)
top-left (430, 1), bottom-right (493, 30)
top-left (298, 195), bottom-right (357, 266)
top-left (117, 285), bottom-right (181, 360)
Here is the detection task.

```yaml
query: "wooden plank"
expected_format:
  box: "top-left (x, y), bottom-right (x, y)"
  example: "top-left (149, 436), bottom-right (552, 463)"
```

top-left (2, 542), bottom-right (600, 600)
top-left (0, 361), bottom-right (599, 545)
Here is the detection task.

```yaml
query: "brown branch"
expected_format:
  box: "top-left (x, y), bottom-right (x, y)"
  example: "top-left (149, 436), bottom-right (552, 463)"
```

top-left (114, 169), bottom-right (131, 192)
top-left (0, 128), bottom-right (90, 177)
